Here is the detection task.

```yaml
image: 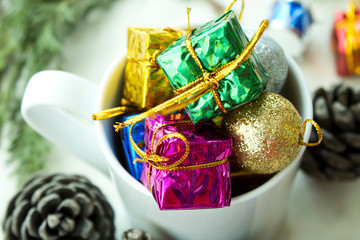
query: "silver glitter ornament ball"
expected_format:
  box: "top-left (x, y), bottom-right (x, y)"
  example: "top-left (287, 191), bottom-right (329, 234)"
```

top-left (246, 30), bottom-right (289, 94)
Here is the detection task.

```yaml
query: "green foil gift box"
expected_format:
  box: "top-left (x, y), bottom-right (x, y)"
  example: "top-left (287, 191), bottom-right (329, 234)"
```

top-left (123, 27), bottom-right (185, 108)
top-left (157, 10), bottom-right (269, 124)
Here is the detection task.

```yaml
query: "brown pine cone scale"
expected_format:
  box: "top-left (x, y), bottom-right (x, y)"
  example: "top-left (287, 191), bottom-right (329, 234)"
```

top-left (3, 174), bottom-right (115, 240)
top-left (301, 83), bottom-right (360, 181)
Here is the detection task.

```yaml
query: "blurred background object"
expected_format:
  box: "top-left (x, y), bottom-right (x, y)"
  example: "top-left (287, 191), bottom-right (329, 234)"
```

top-left (0, 0), bottom-right (117, 185)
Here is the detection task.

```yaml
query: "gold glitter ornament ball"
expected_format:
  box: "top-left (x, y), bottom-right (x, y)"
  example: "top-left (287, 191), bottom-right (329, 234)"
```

top-left (222, 92), bottom-right (303, 174)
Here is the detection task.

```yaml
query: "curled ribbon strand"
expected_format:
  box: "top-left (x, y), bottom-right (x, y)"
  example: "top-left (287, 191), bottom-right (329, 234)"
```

top-left (129, 120), bottom-right (228, 191)
top-left (224, 0), bottom-right (245, 21)
top-left (298, 119), bottom-right (323, 147)
top-left (93, 98), bottom-right (145, 120)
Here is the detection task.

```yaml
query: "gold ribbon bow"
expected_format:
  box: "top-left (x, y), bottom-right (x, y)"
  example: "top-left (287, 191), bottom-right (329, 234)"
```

top-left (129, 120), bottom-right (228, 191)
top-left (336, 0), bottom-right (360, 74)
top-left (173, 7), bottom-right (229, 114)
top-left (172, 0), bottom-right (249, 114)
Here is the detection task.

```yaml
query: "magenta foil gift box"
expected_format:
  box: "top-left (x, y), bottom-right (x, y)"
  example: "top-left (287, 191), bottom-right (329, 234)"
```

top-left (140, 113), bottom-right (232, 210)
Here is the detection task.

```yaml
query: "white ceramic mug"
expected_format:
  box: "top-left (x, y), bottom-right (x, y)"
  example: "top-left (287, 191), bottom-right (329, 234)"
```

top-left (21, 50), bottom-right (312, 240)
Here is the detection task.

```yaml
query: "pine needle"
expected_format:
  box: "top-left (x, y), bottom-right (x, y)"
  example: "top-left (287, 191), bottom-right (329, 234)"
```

top-left (0, 0), bottom-right (117, 184)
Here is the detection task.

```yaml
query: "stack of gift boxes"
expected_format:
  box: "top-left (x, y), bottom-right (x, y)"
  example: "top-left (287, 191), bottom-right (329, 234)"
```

top-left (96, 8), bottom-right (321, 210)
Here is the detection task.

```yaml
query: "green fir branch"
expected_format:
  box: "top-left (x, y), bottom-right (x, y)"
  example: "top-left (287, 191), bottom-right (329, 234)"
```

top-left (0, 0), bottom-right (117, 184)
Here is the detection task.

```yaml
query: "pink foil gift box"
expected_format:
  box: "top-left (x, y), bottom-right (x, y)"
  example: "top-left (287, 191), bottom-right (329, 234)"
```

top-left (332, 2), bottom-right (360, 76)
top-left (139, 113), bottom-right (232, 210)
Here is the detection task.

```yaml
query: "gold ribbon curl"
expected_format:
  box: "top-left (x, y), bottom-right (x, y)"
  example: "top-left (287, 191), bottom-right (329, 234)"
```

top-left (298, 119), bottom-right (322, 147)
top-left (93, 98), bottom-right (145, 120)
top-left (225, 0), bottom-right (245, 22)
top-left (335, 0), bottom-right (360, 74)
top-left (129, 120), bottom-right (228, 191)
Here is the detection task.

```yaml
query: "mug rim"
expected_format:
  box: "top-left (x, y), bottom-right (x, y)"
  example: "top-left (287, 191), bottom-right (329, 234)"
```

top-left (94, 50), bottom-right (313, 205)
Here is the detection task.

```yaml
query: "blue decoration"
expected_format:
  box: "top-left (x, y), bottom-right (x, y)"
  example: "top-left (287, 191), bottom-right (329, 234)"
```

top-left (120, 114), bottom-right (145, 180)
top-left (269, 0), bottom-right (312, 38)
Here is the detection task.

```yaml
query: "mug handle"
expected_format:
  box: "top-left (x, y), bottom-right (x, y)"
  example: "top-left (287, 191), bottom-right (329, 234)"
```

top-left (21, 70), bottom-right (108, 174)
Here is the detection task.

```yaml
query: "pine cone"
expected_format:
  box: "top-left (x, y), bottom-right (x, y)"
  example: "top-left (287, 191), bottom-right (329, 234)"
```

top-left (3, 174), bottom-right (115, 240)
top-left (301, 83), bottom-right (360, 181)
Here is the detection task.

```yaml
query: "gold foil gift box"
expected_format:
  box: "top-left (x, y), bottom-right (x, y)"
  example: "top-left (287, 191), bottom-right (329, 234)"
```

top-left (123, 27), bottom-right (185, 108)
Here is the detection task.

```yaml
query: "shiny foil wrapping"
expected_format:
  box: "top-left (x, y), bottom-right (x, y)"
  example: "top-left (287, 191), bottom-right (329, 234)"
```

top-left (269, 1), bottom-right (312, 38)
top-left (140, 114), bottom-right (232, 210)
top-left (157, 10), bottom-right (268, 124)
top-left (268, 1), bottom-right (313, 58)
top-left (332, 7), bottom-right (360, 76)
top-left (120, 114), bottom-right (145, 180)
top-left (123, 27), bottom-right (185, 108)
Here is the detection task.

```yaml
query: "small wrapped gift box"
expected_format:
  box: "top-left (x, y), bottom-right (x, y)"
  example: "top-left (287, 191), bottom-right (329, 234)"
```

top-left (139, 113), bottom-right (232, 210)
top-left (157, 10), bottom-right (268, 124)
top-left (120, 113), bottom-right (145, 180)
top-left (332, 1), bottom-right (360, 76)
top-left (123, 27), bottom-right (185, 108)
